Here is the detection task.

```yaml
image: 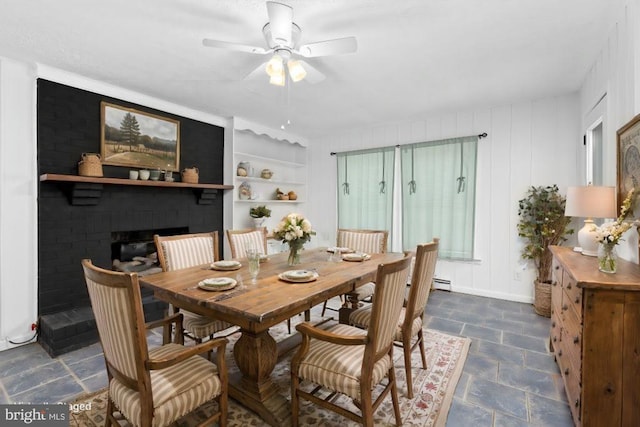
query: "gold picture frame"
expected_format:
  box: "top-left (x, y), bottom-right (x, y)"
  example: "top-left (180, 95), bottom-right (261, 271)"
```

top-left (616, 113), bottom-right (640, 213)
top-left (100, 101), bottom-right (180, 171)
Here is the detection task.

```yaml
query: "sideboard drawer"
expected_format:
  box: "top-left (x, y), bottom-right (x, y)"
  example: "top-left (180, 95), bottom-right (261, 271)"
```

top-left (563, 271), bottom-right (582, 319)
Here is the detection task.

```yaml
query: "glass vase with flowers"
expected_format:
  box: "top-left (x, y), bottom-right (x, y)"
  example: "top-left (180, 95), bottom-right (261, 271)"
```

top-left (594, 188), bottom-right (637, 273)
top-left (272, 213), bottom-right (316, 266)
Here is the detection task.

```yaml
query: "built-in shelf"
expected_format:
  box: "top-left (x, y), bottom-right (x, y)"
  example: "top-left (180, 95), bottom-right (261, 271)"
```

top-left (40, 173), bottom-right (234, 205)
top-left (235, 199), bottom-right (304, 204)
top-left (234, 176), bottom-right (305, 186)
top-left (235, 152), bottom-right (306, 168)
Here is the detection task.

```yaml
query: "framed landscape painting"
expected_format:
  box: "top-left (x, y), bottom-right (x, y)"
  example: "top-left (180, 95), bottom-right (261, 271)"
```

top-left (100, 101), bottom-right (180, 171)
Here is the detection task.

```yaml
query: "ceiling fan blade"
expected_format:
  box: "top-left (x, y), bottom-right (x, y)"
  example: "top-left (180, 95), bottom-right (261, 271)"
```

top-left (266, 1), bottom-right (293, 46)
top-left (243, 61), bottom-right (269, 81)
top-left (296, 60), bottom-right (325, 84)
top-left (202, 38), bottom-right (269, 55)
top-left (296, 36), bottom-right (357, 58)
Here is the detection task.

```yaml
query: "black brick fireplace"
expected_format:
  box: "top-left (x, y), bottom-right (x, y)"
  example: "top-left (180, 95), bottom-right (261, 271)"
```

top-left (37, 79), bottom-right (227, 356)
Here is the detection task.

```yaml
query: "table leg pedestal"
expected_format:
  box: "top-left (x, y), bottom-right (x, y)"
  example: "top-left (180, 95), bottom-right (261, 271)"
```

top-left (230, 329), bottom-right (292, 426)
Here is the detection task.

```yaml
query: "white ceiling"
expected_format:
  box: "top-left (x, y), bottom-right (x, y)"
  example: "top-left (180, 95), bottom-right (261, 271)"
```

top-left (0, 0), bottom-right (617, 139)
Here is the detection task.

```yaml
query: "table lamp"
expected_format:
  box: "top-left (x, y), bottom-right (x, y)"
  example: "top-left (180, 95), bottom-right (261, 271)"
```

top-left (564, 186), bottom-right (616, 256)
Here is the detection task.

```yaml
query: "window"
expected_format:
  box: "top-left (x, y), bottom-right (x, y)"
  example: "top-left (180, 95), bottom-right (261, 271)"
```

top-left (401, 137), bottom-right (478, 259)
top-left (336, 147), bottom-right (395, 235)
top-left (336, 136), bottom-right (478, 260)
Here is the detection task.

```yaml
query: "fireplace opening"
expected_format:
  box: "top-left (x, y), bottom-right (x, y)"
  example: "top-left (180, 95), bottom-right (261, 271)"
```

top-left (110, 226), bottom-right (188, 276)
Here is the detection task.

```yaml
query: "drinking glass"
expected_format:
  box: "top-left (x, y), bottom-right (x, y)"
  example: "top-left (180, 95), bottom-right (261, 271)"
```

top-left (246, 248), bottom-right (261, 282)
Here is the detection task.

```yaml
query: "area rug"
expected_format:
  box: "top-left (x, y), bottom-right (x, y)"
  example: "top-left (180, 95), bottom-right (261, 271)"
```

top-left (68, 316), bottom-right (469, 426)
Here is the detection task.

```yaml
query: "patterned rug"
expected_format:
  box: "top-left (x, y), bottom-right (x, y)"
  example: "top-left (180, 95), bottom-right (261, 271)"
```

top-left (68, 313), bottom-right (470, 427)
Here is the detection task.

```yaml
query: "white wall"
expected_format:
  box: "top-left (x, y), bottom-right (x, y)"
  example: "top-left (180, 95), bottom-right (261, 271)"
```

top-left (308, 95), bottom-right (581, 303)
top-left (0, 58), bottom-right (38, 350)
top-left (580, 0), bottom-right (640, 263)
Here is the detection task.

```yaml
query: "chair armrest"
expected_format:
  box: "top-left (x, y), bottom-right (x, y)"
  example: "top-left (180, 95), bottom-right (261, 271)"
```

top-left (296, 322), bottom-right (367, 346)
top-left (147, 337), bottom-right (228, 370)
top-left (145, 312), bottom-right (183, 331)
top-left (145, 312), bottom-right (184, 345)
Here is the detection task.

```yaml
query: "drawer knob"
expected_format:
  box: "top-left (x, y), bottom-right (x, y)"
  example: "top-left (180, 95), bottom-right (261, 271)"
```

top-left (564, 368), bottom-right (570, 376)
top-left (553, 336), bottom-right (557, 342)
top-left (562, 304), bottom-right (568, 311)
top-left (575, 398), bottom-right (580, 408)
top-left (566, 283), bottom-right (572, 289)
top-left (575, 296), bottom-right (580, 304)
top-left (552, 321), bottom-right (556, 327)
top-left (573, 336), bottom-right (579, 344)
top-left (558, 349), bottom-right (563, 357)
top-left (555, 265), bottom-right (559, 270)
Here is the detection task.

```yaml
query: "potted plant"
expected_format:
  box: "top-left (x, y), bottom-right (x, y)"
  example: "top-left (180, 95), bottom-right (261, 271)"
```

top-left (249, 205), bottom-right (271, 228)
top-left (517, 185), bottom-right (574, 317)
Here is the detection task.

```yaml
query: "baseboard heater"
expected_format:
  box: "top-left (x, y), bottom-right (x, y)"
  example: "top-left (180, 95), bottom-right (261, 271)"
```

top-left (433, 277), bottom-right (452, 291)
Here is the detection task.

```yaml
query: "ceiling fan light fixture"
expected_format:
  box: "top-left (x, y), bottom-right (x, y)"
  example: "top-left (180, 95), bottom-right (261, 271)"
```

top-left (287, 60), bottom-right (307, 82)
top-left (265, 54), bottom-right (284, 77)
top-left (269, 68), bottom-right (286, 86)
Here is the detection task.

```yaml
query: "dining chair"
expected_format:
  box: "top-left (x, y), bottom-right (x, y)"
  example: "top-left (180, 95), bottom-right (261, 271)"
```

top-left (322, 228), bottom-right (390, 317)
top-left (154, 231), bottom-right (235, 346)
top-left (350, 238), bottom-right (439, 398)
top-left (291, 254), bottom-right (412, 427)
top-left (226, 226), bottom-right (301, 333)
top-left (226, 227), bottom-right (268, 259)
top-left (81, 259), bottom-right (228, 427)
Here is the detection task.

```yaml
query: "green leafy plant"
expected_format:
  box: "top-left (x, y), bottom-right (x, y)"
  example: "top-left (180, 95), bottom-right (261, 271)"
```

top-left (249, 205), bottom-right (271, 218)
top-left (517, 185), bottom-right (574, 283)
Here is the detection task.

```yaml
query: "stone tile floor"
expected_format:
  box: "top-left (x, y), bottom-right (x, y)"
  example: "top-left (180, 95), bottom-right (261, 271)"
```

top-left (0, 291), bottom-right (574, 426)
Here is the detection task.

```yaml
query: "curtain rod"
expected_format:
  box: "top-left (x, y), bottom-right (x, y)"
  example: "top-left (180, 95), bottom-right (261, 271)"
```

top-left (330, 132), bottom-right (487, 155)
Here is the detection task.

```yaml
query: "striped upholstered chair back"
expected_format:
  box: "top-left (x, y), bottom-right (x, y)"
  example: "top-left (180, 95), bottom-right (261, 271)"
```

top-left (226, 227), bottom-right (268, 259)
top-left (154, 232), bottom-right (233, 344)
top-left (367, 254), bottom-right (413, 355)
top-left (155, 232), bottom-right (219, 271)
top-left (405, 238), bottom-right (439, 325)
top-left (337, 229), bottom-right (388, 254)
top-left (81, 259), bottom-right (229, 427)
top-left (83, 260), bottom-right (147, 384)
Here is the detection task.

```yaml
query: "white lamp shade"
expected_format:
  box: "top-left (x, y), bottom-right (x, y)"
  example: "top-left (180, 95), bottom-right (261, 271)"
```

top-left (287, 60), bottom-right (307, 82)
top-left (269, 69), bottom-right (285, 86)
top-left (565, 186), bottom-right (616, 256)
top-left (265, 54), bottom-right (284, 77)
top-left (564, 186), bottom-right (616, 219)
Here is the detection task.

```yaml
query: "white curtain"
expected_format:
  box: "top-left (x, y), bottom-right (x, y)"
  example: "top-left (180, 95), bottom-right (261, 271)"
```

top-left (401, 136), bottom-right (478, 259)
top-left (337, 147), bottom-right (395, 237)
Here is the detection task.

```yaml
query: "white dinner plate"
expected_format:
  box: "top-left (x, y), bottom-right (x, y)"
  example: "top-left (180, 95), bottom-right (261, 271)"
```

top-left (342, 253), bottom-right (371, 262)
top-left (279, 270), bottom-right (319, 283)
top-left (211, 260), bottom-right (242, 271)
top-left (326, 247), bottom-right (353, 253)
top-left (198, 277), bottom-right (237, 291)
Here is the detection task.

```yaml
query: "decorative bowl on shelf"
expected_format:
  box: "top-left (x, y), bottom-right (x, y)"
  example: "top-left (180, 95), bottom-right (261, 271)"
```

top-left (261, 169), bottom-right (273, 179)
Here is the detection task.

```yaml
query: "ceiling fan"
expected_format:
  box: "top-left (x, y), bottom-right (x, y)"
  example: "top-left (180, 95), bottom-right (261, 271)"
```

top-left (202, 1), bottom-right (357, 86)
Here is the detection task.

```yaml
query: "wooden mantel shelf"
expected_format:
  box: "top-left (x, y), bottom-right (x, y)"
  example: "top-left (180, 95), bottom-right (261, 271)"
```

top-left (40, 173), bottom-right (234, 206)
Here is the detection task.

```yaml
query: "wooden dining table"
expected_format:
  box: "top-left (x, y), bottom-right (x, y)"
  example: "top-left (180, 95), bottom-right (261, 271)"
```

top-left (139, 247), bottom-right (404, 426)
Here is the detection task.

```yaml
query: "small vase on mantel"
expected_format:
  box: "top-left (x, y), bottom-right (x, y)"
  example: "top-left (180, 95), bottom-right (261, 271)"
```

top-left (597, 243), bottom-right (618, 274)
top-left (252, 217), bottom-right (265, 228)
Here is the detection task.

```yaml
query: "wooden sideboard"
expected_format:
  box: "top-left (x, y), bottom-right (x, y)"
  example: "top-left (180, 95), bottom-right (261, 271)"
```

top-left (549, 246), bottom-right (640, 427)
